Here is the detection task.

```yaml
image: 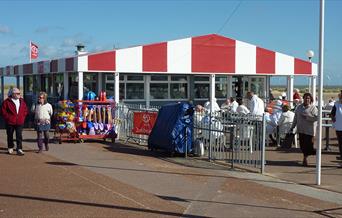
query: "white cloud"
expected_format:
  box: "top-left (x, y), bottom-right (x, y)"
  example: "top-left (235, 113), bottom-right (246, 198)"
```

top-left (0, 24), bottom-right (10, 34)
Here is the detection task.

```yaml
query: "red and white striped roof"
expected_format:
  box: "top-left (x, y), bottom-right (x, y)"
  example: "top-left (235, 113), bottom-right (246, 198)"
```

top-left (0, 34), bottom-right (317, 76)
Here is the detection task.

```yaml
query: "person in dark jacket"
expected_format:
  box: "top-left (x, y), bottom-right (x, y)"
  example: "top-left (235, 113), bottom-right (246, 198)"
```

top-left (1, 88), bottom-right (28, 155)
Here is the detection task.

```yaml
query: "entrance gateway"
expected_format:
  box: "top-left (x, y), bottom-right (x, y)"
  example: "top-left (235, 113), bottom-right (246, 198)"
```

top-left (0, 34), bottom-right (316, 108)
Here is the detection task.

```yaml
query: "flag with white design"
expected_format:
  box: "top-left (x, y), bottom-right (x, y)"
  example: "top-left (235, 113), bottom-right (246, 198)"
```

top-left (30, 41), bottom-right (38, 59)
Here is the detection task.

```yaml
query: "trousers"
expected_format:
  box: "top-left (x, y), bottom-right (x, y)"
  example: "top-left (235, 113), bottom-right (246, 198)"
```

top-left (6, 124), bottom-right (23, 150)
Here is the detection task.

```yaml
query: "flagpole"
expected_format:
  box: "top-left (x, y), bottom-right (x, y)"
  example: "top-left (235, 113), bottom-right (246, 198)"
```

top-left (316, 0), bottom-right (325, 186)
top-left (29, 40), bottom-right (31, 63)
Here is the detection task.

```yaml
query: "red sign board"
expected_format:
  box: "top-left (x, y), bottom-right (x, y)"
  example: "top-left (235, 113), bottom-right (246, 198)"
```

top-left (132, 111), bottom-right (157, 135)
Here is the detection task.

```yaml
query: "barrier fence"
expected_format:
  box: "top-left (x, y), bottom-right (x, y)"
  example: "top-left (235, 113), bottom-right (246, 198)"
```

top-left (115, 103), bottom-right (160, 145)
top-left (193, 111), bottom-right (266, 172)
top-left (115, 103), bottom-right (266, 172)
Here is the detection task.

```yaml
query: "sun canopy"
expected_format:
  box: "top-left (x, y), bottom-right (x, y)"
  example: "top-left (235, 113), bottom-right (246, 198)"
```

top-left (0, 34), bottom-right (317, 77)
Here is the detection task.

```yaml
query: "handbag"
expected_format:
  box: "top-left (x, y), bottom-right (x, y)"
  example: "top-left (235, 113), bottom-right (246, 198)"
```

top-left (281, 133), bottom-right (295, 148)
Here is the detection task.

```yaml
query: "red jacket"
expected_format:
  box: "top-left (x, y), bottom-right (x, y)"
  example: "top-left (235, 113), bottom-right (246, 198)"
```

top-left (1, 97), bottom-right (28, 125)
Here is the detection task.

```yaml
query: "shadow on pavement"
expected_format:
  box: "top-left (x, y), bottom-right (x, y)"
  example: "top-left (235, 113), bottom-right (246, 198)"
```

top-left (0, 193), bottom-right (205, 218)
top-left (46, 161), bottom-right (78, 166)
top-left (156, 194), bottom-right (339, 216)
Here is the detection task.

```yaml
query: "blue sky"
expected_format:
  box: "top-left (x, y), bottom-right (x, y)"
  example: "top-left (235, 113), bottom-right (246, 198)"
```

top-left (0, 0), bottom-right (341, 85)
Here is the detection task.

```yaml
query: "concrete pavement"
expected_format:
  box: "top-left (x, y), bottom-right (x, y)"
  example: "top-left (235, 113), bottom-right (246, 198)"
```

top-left (1, 129), bottom-right (342, 217)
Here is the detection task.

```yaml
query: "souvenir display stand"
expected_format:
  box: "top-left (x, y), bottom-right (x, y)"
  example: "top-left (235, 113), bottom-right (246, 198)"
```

top-left (55, 100), bottom-right (117, 144)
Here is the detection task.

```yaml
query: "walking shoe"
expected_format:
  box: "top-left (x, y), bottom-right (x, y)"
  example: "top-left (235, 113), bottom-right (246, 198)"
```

top-left (8, 148), bottom-right (14, 154)
top-left (36, 149), bottom-right (43, 153)
top-left (17, 149), bottom-right (25, 156)
top-left (303, 157), bottom-right (308, 167)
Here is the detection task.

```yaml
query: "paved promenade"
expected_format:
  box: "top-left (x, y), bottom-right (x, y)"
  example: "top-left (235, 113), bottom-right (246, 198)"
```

top-left (1, 129), bottom-right (342, 217)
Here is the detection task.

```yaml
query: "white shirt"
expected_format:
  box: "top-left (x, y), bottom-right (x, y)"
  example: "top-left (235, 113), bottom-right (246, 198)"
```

top-left (34, 103), bottom-right (53, 120)
top-left (11, 98), bottom-right (20, 114)
top-left (248, 95), bottom-right (264, 116)
top-left (237, 105), bottom-right (250, 115)
top-left (204, 100), bottom-right (221, 113)
top-left (230, 101), bottom-right (239, 112)
top-left (278, 110), bottom-right (295, 135)
top-left (333, 102), bottom-right (342, 131)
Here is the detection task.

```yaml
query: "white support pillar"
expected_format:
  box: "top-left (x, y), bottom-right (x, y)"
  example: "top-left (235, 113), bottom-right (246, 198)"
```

top-left (227, 75), bottom-right (233, 98)
top-left (311, 76), bottom-right (317, 103)
top-left (145, 75), bottom-right (150, 107)
top-left (78, 71), bottom-right (84, 100)
top-left (63, 72), bottom-right (69, 100)
top-left (209, 74), bottom-right (215, 112)
top-left (97, 73), bottom-right (103, 95)
top-left (265, 76), bottom-right (270, 101)
top-left (114, 72), bottom-right (119, 104)
top-left (287, 76), bottom-right (294, 108)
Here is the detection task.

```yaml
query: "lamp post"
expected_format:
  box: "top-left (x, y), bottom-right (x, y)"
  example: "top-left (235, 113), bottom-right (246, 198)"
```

top-left (306, 50), bottom-right (314, 62)
top-left (306, 50), bottom-right (314, 94)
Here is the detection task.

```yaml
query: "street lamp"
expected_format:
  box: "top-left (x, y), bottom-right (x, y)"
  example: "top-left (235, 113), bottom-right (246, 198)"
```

top-left (306, 50), bottom-right (314, 94)
top-left (306, 50), bottom-right (314, 62)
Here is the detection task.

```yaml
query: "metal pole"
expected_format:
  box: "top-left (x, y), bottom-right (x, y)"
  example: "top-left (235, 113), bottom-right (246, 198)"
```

top-left (261, 114), bottom-right (266, 174)
top-left (316, 0), bottom-right (325, 186)
top-left (185, 126), bottom-right (188, 159)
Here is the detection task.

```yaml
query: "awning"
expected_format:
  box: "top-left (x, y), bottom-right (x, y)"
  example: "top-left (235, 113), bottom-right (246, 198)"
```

top-left (0, 34), bottom-right (317, 76)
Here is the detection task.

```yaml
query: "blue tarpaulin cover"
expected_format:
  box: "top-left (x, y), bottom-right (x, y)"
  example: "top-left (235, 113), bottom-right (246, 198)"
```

top-left (148, 102), bottom-right (194, 154)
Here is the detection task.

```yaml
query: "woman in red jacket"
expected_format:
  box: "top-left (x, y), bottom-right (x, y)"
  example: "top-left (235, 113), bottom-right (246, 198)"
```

top-left (1, 88), bottom-right (28, 155)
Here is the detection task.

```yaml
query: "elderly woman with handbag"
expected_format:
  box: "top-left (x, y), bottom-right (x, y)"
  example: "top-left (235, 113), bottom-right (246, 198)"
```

top-left (290, 93), bottom-right (318, 166)
top-left (34, 91), bottom-right (53, 153)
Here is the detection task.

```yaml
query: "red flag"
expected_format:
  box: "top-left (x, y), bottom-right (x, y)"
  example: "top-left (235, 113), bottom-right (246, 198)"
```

top-left (30, 42), bottom-right (38, 59)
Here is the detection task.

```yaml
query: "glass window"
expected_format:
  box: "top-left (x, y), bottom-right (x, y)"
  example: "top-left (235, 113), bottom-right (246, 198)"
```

top-left (171, 83), bottom-right (187, 99)
top-left (105, 83), bottom-right (114, 98)
top-left (171, 75), bottom-right (187, 82)
top-left (54, 74), bottom-right (64, 100)
top-left (150, 84), bottom-right (168, 99)
top-left (215, 76), bottom-right (227, 82)
top-left (68, 73), bottom-right (78, 100)
top-left (194, 84), bottom-right (209, 99)
top-left (24, 76), bottom-right (34, 94)
top-left (127, 75), bottom-right (143, 81)
top-left (151, 75), bottom-right (168, 81)
top-left (41, 75), bottom-right (53, 96)
top-left (119, 75), bottom-right (124, 81)
top-left (119, 83), bottom-right (125, 100)
top-left (84, 73), bottom-right (97, 93)
top-left (106, 74), bottom-right (115, 81)
top-left (194, 76), bottom-right (209, 81)
top-left (215, 83), bottom-right (227, 99)
top-left (126, 83), bottom-right (144, 99)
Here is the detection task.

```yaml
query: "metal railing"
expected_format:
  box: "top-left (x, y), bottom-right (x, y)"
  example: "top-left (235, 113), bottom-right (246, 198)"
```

top-left (193, 111), bottom-right (266, 172)
top-left (114, 104), bottom-right (266, 172)
top-left (115, 103), bottom-right (160, 145)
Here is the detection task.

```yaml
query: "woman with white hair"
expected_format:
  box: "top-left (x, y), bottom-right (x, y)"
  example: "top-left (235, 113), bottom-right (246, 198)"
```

top-left (1, 88), bottom-right (28, 155)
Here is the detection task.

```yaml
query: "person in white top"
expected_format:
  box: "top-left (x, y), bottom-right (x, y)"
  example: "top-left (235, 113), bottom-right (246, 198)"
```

top-left (247, 91), bottom-right (264, 116)
top-left (236, 98), bottom-right (250, 115)
top-left (221, 97), bottom-right (238, 113)
top-left (204, 98), bottom-right (221, 114)
top-left (220, 98), bottom-right (231, 111)
top-left (278, 104), bottom-right (295, 138)
top-left (34, 91), bottom-right (53, 153)
top-left (331, 90), bottom-right (342, 160)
